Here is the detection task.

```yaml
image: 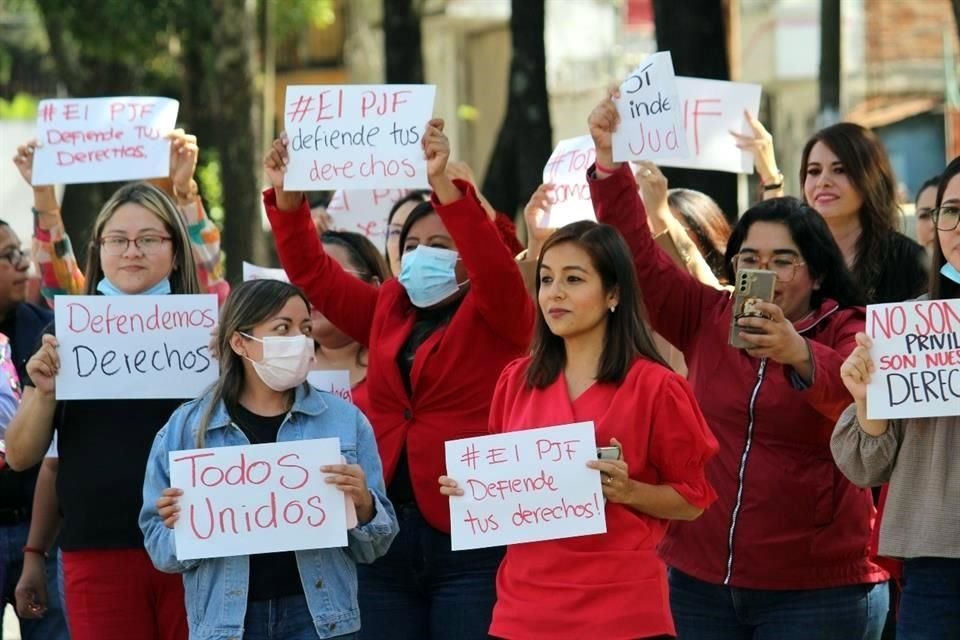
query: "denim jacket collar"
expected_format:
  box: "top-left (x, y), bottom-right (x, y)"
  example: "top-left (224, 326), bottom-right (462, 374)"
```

top-left (205, 382), bottom-right (327, 432)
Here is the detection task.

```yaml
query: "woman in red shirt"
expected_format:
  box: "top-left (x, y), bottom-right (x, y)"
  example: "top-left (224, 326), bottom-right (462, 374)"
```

top-left (263, 119), bottom-right (535, 640)
top-left (440, 221), bottom-right (718, 639)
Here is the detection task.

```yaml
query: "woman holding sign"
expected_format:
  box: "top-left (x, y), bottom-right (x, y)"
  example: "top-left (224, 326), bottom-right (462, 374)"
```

top-left (141, 278), bottom-right (398, 640)
top-left (439, 220), bottom-right (719, 639)
top-left (263, 119), bottom-right (535, 640)
top-left (4, 181), bottom-right (201, 640)
top-left (832, 156), bottom-right (960, 639)
top-left (587, 92), bottom-right (890, 639)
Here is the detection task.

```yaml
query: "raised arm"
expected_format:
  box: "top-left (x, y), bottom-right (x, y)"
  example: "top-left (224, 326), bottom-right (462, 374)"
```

top-left (262, 136), bottom-right (381, 346)
top-left (424, 120), bottom-right (535, 345)
top-left (586, 92), bottom-right (725, 352)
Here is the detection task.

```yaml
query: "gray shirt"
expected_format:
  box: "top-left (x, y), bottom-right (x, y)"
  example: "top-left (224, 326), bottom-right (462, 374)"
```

top-left (831, 403), bottom-right (960, 559)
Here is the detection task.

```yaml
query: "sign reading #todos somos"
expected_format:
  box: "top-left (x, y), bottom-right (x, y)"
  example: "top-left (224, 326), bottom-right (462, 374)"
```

top-left (612, 51), bottom-right (689, 163)
top-left (283, 84), bottom-right (436, 191)
top-left (540, 135), bottom-right (596, 228)
top-left (445, 422), bottom-right (606, 551)
top-left (33, 97), bottom-right (179, 185)
top-left (866, 298), bottom-right (960, 420)
top-left (54, 294), bottom-right (218, 400)
top-left (170, 439), bottom-right (348, 560)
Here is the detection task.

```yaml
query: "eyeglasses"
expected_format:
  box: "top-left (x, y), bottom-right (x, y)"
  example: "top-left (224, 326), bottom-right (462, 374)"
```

top-left (732, 253), bottom-right (807, 283)
top-left (0, 248), bottom-right (27, 266)
top-left (99, 236), bottom-right (172, 256)
top-left (933, 205), bottom-right (960, 231)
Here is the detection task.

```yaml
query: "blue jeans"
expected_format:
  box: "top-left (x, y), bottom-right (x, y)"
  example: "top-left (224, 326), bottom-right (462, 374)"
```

top-left (243, 594), bottom-right (357, 640)
top-left (357, 503), bottom-right (503, 640)
top-left (668, 568), bottom-right (888, 640)
top-left (897, 557), bottom-right (960, 639)
top-left (0, 521), bottom-right (70, 640)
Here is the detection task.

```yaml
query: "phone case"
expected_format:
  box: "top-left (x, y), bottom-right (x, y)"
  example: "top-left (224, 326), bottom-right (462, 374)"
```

top-left (728, 268), bottom-right (777, 349)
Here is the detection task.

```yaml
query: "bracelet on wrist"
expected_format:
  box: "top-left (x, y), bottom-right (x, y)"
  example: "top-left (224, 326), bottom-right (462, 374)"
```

top-left (22, 546), bottom-right (48, 559)
top-left (761, 171), bottom-right (784, 191)
top-left (595, 161), bottom-right (620, 174)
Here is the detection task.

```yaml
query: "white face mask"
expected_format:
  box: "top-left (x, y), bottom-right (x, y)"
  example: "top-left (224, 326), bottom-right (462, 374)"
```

top-left (241, 333), bottom-right (315, 391)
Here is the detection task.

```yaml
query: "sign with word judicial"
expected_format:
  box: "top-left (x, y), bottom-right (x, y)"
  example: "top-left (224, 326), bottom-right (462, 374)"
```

top-left (242, 261), bottom-right (290, 283)
top-left (33, 97), bottom-right (179, 185)
top-left (540, 135), bottom-right (596, 228)
top-left (170, 438), bottom-right (347, 560)
top-left (54, 294), bottom-right (218, 400)
top-left (307, 370), bottom-right (353, 404)
top-left (283, 85), bottom-right (436, 190)
top-left (866, 298), bottom-right (960, 419)
top-left (327, 189), bottom-right (414, 244)
top-left (659, 77), bottom-right (762, 174)
top-left (445, 422), bottom-right (605, 551)
top-left (612, 52), bottom-right (689, 163)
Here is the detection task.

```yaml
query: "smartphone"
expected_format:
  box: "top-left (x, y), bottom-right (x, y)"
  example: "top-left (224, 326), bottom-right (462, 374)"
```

top-left (728, 268), bottom-right (776, 349)
top-left (597, 445), bottom-right (621, 461)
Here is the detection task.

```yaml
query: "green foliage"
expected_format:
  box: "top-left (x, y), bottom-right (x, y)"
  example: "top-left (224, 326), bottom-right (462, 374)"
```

top-left (197, 151), bottom-right (225, 229)
top-left (274, 0), bottom-right (336, 42)
top-left (0, 92), bottom-right (38, 119)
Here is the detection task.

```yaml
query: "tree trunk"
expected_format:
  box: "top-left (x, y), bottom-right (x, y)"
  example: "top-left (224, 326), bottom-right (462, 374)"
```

top-left (481, 0), bottom-right (553, 217)
top-left (383, 0), bottom-right (424, 83)
top-left (652, 0), bottom-right (738, 222)
top-left (953, 0), bottom-right (960, 43)
top-left (210, 0), bottom-right (266, 282)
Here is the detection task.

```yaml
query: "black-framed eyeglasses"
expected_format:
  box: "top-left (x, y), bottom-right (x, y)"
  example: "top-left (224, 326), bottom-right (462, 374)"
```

top-left (99, 236), bottom-right (172, 256)
top-left (732, 253), bottom-right (807, 283)
top-left (932, 205), bottom-right (960, 231)
top-left (0, 247), bottom-right (27, 266)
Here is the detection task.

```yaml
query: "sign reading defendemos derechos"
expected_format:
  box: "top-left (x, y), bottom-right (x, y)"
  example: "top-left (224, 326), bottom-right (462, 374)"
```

top-left (54, 294), bottom-right (218, 400)
top-left (866, 298), bottom-right (960, 420)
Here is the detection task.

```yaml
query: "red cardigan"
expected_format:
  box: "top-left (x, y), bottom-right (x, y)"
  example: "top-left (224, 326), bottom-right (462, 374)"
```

top-left (265, 182), bottom-right (535, 532)
top-left (488, 357), bottom-right (717, 640)
top-left (589, 163), bottom-right (888, 590)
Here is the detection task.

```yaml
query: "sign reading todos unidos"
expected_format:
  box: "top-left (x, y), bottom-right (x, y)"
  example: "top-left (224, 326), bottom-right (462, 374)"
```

top-left (33, 97), bottom-right (180, 185)
top-left (283, 84), bottom-right (436, 191)
top-left (170, 438), bottom-right (347, 560)
top-left (445, 422), bottom-right (606, 551)
top-left (866, 298), bottom-right (960, 420)
top-left (54, 294), bottom-right (218, 400)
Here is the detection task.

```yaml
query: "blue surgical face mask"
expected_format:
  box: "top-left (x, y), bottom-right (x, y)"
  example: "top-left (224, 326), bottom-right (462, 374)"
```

top-left (941, 262), bottom-right (960, 285)
top-left (398, 246), bottom-right (467, 308)
top-left (96, 277), bottom-right (171, 297)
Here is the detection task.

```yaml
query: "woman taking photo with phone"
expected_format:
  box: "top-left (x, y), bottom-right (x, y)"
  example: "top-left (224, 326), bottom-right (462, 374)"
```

top-left (587, 93), bottom-right (889, 639)
top-left (832, 156), bottom-right (960, 638)
top-left (263, 119), bottom-right (535, 640)
top-left (141, 278), bottom-right (398, 640)
top-left (439, 220), bottom-right (718, 639)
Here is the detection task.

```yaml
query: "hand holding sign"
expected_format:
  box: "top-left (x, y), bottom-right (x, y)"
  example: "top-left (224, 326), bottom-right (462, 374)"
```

top-left (321, 462), bottom-right (373, 525)
top-left (26, 335), bottom-right (60, 396)
top-left (840, 332), bottom-right (876, 404)
top-left (588, 87), bottom-right (621, 169)
top-left (634, 160), bottom-right (669, 214)
top-left (263, 135), bottom-right (304, 212)
top-left (167, 129), bottom-right (199, 196)
top-left (730, 110), bottom-right (780, 183)
top-left (13, 140), bottom-right (38, 186)
top-left (156, 487), bottom-right (184, 528)
top-left (422, 118), bottom-right (450, 179)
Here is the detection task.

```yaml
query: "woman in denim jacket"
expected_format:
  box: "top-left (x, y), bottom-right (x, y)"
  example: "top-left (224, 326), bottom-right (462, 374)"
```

top-left (140, 279), bottom-right (398, 640)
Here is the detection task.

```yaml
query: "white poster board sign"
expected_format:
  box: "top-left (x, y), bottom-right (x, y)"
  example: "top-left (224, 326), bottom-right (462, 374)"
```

top-left (866, 299), bottom-right (960, 420)
top-left (283, 85), bottom-right (436, 190)
top-left (540, 135), bottom-right (596, 228)
top-left (33, 97), bottom-right (179, 185)
top-left (612, 52), bottom-right (689, 163)
top-left (307, 370), bottom-right (353, 404)
top-left (242, 261), bottom-right (290, 282)
top-left (170, 439), bottom-right (347, 560)
top-left (326, 189), bottom-right (413, 244)
top-left (658, 77), bottom-right (763, 174)
top-left (54, 294), bottom-right (218, 400)
top-left (445, 422), bottom-right (605, 550)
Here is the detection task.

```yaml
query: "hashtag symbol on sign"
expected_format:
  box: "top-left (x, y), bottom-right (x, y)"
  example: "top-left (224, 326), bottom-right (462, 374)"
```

top-left (287, 95), bottom-right (314, 123)
top-left (39, 102), bottom-right (56, 122)
top-left (460, 444), bottom-right (480, 470)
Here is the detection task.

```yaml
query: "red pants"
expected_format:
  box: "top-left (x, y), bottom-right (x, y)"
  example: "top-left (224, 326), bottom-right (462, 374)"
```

top-left (62, 548), bottom-right (188, 640)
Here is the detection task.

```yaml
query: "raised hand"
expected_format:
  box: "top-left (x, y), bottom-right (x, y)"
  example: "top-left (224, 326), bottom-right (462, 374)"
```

top-left (587, 86), bottom-right (621, 167)
top-left (26, 335), bottom-right (59, 395)
top-left (730, 111), bottom-right (781, 185)
top-left (12, 140), bottom-right (39, 186)
top-left (167, 129), bottom-right (200, 198)
top-left (840, 332), bottom-right (875, 404)
top-left (422, 118), bottom-right (450, 179)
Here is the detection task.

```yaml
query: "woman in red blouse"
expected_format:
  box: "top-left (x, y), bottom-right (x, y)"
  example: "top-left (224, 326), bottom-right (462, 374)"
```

top-left (441, 221), bottom-right (718, 639)
top-left (263, 119), bottom-right (535, 640)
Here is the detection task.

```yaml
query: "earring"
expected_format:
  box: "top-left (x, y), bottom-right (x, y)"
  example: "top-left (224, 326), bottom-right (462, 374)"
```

top-left (609, 305), bottom-right (616, 313)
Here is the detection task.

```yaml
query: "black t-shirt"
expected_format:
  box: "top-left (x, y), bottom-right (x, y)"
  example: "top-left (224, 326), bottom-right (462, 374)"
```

top-left (228, 402), bottom-right (304, 601)
top-left (867, 231), bottom-right (929, 304)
